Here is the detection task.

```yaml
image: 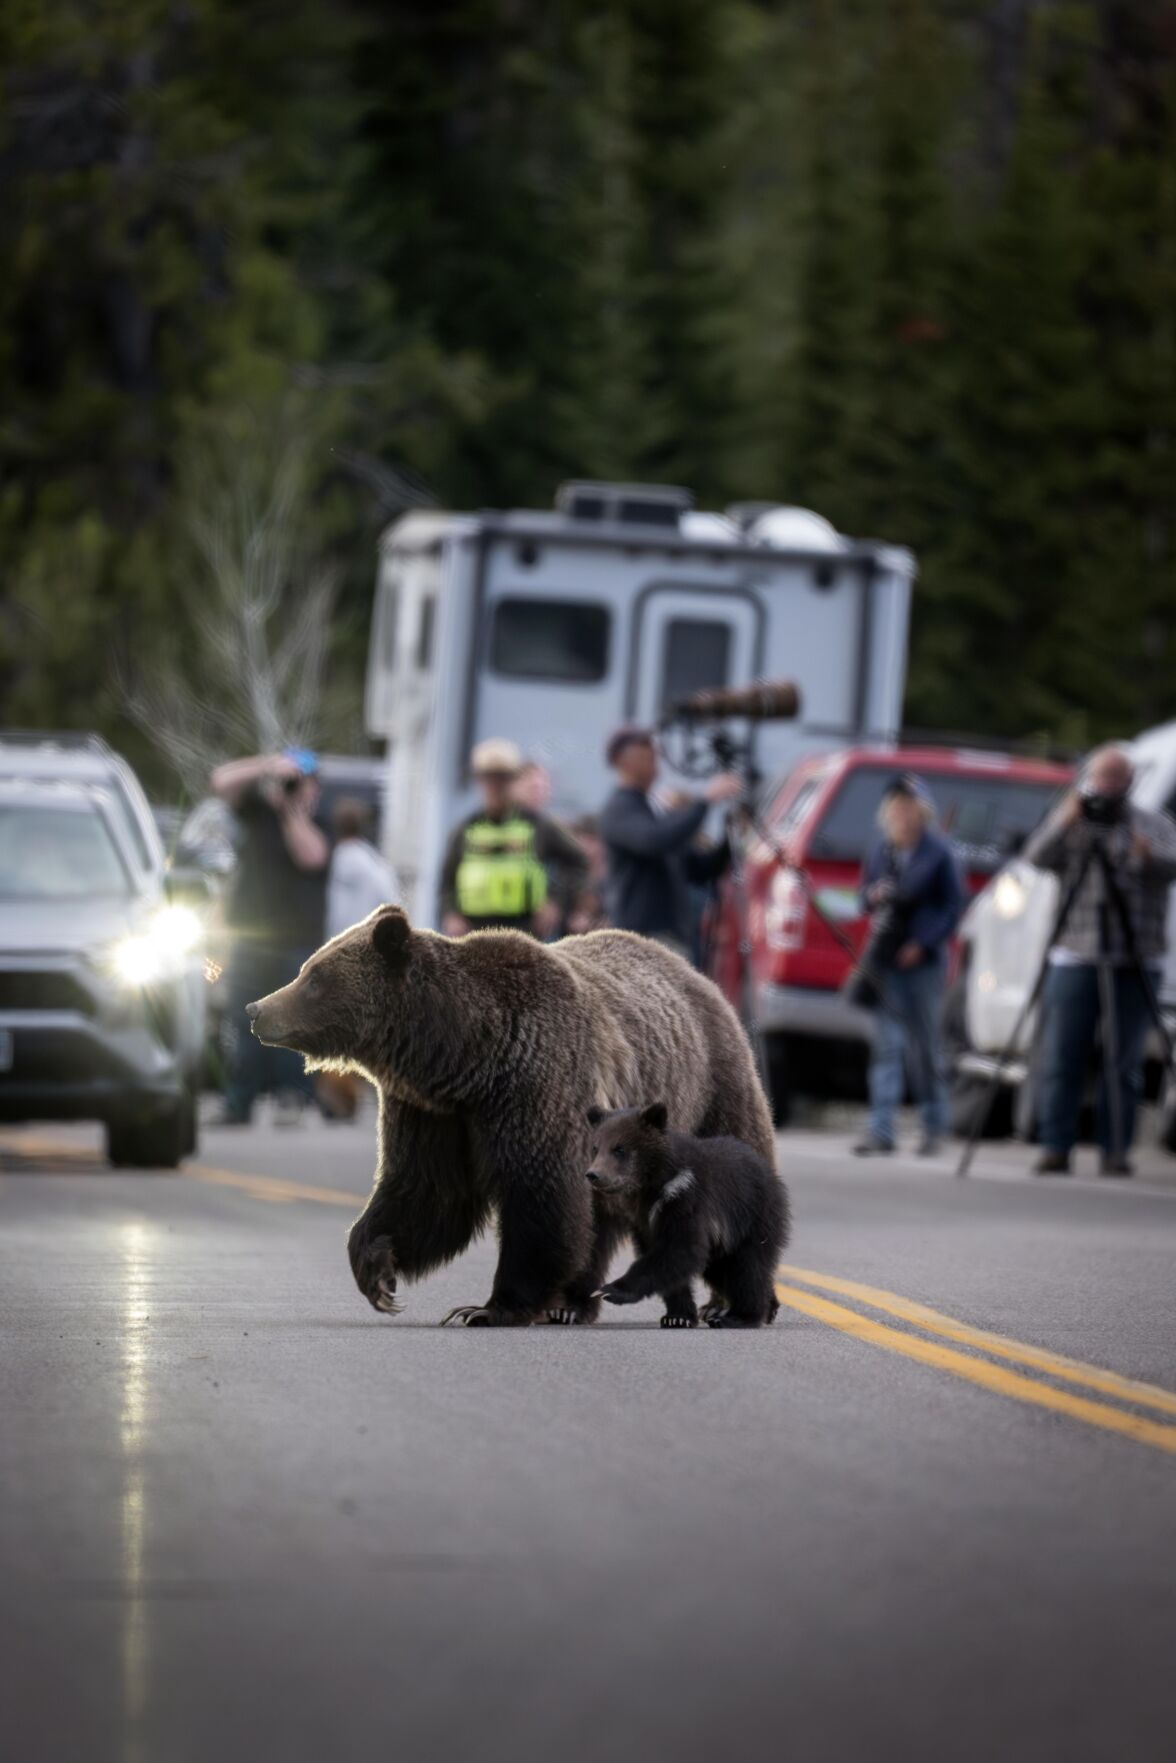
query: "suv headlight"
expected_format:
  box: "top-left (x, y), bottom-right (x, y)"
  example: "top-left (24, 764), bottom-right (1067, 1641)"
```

top-left (993, 872), bottom-right (1028, 920)
top-left (105, 905), bottom-right (205, 988)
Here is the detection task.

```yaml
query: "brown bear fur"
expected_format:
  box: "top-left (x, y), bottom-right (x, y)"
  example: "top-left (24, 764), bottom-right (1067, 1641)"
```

top-left (248, 905), bottom-right (775, 1326)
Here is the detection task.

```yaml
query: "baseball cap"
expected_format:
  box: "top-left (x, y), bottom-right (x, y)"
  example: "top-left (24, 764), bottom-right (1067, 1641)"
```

top-left (471, 737), bottom-right (523, 777)
top-left (882, 772), bottom-right (933, 807)
top-left (605, 725), bottom-right (655, 767)
top-left (283, 746), bottom-right (319, 777)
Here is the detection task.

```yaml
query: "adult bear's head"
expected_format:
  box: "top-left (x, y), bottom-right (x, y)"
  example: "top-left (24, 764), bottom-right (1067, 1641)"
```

top-left (247, 903), bottom-right (418, 1078)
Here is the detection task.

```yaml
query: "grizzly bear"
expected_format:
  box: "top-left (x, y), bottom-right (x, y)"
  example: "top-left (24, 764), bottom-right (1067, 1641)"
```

top-left (247, 906), bottom-right (775, 1326)
top-left (586, 1103), bottom-right (789, 1328)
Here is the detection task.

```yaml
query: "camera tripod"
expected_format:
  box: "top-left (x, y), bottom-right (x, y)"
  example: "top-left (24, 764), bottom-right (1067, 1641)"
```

top-left (955, 828), bottom-right (1176, 1179)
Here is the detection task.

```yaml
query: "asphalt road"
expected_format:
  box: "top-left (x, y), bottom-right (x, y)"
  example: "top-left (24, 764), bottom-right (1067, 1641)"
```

top-left (3, 1110), bottom-right (1176, 1763)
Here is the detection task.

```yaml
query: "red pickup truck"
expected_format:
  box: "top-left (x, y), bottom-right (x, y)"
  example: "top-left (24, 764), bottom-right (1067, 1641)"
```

top-left (708, 745), bottom-right (1073, 1118)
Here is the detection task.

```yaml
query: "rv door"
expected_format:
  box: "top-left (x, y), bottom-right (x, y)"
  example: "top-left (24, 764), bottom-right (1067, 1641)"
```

top-left (629, 584), bottom-right (763, 724)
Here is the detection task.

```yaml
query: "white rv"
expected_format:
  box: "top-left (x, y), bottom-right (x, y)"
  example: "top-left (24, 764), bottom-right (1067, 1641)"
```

top-left (364, 482), bottom-right (915, 926)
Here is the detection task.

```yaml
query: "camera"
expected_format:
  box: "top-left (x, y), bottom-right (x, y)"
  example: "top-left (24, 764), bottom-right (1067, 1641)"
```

top-left (657, 678), bottom-right (802, 782)
top-left (843, 889), bottom-right (910, 1009)
top-left (1079, 787), bottom-right (1127, 827)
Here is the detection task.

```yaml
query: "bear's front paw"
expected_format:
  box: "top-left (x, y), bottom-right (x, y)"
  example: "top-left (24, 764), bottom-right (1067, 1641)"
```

top-left (348, 1224), bottom-right (402, 1315)
top-left (593, 1282), bottom-right (642, 1307)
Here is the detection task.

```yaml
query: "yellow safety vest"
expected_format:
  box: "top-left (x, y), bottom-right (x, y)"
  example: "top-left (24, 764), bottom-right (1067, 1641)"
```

top-left (455, 816), bottom-right (548, 920)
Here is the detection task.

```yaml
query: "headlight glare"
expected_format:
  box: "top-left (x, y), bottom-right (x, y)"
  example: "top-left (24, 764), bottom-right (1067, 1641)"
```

top-left (108, 904), bottom-right (205, 988)
top-left (993, 873), bottom-right (1027, 920)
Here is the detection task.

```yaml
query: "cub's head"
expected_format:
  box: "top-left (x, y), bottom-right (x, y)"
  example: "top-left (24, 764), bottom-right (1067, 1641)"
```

top-left (584, 1102), bottom-right (668, 1194)
top-left (247, 904), bottom-right (414, 1073)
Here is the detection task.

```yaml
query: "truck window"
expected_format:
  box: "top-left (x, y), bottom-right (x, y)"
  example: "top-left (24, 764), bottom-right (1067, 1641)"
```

top-left (381, 575), bottom-right (400, 671)
top-left (490, 597), bottom-right (610, 684)
top-left (416, 595), bottom-right (435, 670)
top-left (809, 770), bottom-right (1063, 872)
top-left (659, 618), bottom-right (731, 711)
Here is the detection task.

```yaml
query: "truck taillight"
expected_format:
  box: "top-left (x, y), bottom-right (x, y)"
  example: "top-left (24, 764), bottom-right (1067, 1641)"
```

top-left (765, 867), bottom-right (807, 951)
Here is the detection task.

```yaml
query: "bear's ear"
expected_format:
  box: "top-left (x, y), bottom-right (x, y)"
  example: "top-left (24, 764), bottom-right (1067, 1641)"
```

top-left (641, 1102), bottom-right (668, 1132)
top-left (372, 906), bottom-right (412, 974)
top-left (586, 1105), bottom-right (604, 1128)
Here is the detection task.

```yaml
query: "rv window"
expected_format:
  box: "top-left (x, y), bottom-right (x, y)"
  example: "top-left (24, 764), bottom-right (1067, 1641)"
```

top-left (381, 576), bottom-right (400, 672)
top-left (490, 597), bottom-right (610, 684)
top-left (416, 595), bottom-right (436, 670)
top-left (660, 618), bottom-right (732, 711)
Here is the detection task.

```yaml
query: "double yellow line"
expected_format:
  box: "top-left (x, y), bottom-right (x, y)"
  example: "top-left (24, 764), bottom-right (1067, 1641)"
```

top-left (11, 1134), bottom-right (1176, 1456)
top-left (777, 1264), bottom-right (1176, 1457)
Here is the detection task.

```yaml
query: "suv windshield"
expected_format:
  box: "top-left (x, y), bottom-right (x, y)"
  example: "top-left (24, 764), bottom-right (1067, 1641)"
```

top-left (809, 769), bottom-right (1063, 873)
top-left (0, 805), bottom-right (131, 899)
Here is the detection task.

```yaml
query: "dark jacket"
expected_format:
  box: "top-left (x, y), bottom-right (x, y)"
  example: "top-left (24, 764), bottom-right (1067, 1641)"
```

top-left (600, 788), bottom-right (729, 943)
top-left (860, 827), bottom-right (963, 959)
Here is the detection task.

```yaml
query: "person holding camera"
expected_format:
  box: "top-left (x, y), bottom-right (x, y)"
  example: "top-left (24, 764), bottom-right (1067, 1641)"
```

top-left (600, 725), bottom-right (742, 962)
top-left (1024, 745), bottom-right (1176, 1176)
top-left (210, 748), bottom-right (329, 1125)
top-left (854, 776), bottom-right (963, 1157)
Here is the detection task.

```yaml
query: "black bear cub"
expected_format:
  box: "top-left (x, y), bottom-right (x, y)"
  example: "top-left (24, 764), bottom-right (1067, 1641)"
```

top-left (585, 1103), bottom-right (790, 1329)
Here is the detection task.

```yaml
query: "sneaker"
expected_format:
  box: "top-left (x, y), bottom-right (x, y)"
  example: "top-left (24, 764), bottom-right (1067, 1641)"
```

top-left (1099, 1154), bottom-right (1134, 1178)
top-left (852, 1137), bottom-right (894, 1157)
top-left (1033, 1151), bottom-right (1071, 1176)
top-left (916, 1135), bottom-right (942, 1157)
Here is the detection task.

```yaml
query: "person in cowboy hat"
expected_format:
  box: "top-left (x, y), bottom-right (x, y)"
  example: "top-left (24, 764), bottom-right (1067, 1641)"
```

top-left (439, 738), bottom-right (588, 939)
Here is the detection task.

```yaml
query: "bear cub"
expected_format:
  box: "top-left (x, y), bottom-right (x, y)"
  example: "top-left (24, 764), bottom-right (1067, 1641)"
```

top-left (586, 1103), bottom-right (790, 1329)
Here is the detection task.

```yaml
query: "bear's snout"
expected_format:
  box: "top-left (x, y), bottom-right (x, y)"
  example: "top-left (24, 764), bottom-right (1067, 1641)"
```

top-left (585, 1168), bottom-right (598, 1184)
top-left (246, 992), bottom-right (287, 1045)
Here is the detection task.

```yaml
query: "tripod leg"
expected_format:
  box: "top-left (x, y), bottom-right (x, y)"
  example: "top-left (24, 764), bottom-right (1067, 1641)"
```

top-left (955, 850), bottom-right (1094, 1180)
top-left (1095, 944), bottom-right (1124, 1165)
top-left (1097, 848), bottom-right (1176, 1161)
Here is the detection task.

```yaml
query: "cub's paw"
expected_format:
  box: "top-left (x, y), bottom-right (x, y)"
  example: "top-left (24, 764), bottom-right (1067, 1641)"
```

top-left (707, 1315), bottom-right (763, 1330)
top-left (699, 1299), bottom-right (728, 1324)
top-left (592, 1283), bottom-right (641, 1308)
top-left (347, 1225), bottom-right (402, 1315)
top-left (660, 1314), bottom-right (698, 1329)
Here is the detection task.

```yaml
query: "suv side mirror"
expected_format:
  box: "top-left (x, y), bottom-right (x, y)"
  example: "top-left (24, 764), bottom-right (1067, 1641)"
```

top-left (165, 866), bottom-right (213, 907)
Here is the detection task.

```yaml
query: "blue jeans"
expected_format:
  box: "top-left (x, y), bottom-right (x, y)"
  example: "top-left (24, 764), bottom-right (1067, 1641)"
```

top-left (1039, 963), bottom-right (1157, 1159)
top-left (222, 943), bottom-right (315, 1122)
top-left (867, 952), bottom-right (949, 1146)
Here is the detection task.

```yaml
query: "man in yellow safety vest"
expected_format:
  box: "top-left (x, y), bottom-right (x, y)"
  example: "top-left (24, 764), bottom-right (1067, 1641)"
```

top-left (439, 739), bottom-right (589, 939)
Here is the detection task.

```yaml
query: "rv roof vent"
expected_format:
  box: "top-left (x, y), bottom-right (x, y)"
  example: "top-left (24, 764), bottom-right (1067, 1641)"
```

top-left (746, 505), bottom-right (846, 554)
top-left (555, 481), bottom-right (694, 529)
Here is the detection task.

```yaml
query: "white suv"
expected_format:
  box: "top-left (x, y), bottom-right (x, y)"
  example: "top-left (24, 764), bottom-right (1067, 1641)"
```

top-left (952, 720), bottom-right (1176, 1137)
top-left (0, 736), bottom-right (208, 1166)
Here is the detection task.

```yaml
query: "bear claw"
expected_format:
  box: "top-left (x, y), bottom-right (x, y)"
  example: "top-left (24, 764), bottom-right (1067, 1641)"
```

top-left (374, 1276), bottom-right (402, 1315)
top-left (439, 1304), bottom-right (492, 1327)
top-left (660, 1315), bottom-right (697, 1328)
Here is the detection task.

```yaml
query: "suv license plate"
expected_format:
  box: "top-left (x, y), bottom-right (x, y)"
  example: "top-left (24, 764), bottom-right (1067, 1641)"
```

top-left (0, 1030), bottom-right (12, 1072)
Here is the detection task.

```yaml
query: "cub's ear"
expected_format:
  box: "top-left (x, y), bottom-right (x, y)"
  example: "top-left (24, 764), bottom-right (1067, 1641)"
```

top-left (586, 1105), bottom-right (605, 1128)
top-left (372, 906), bottom-right (412, 974)
top-left (641, 1102), bottom-right (668, 1132)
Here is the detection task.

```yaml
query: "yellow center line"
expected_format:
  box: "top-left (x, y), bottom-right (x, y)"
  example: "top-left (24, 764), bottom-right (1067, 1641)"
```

top-left (775, 1282), bottom-right (1176, 1457)
top-left (186, 1164), bottom-right (365, 1210)
top-left (781, 1263), bottom-right (1176, 1421)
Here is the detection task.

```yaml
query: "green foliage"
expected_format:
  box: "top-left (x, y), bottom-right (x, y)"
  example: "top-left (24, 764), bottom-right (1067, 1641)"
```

top-left (2, 0), bottom-right (1175, 786)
